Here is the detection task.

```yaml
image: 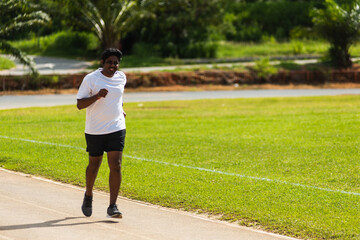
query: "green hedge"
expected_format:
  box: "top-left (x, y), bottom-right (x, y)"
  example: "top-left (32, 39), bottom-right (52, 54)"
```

top-left (11, 31), bottom-right (100, 59)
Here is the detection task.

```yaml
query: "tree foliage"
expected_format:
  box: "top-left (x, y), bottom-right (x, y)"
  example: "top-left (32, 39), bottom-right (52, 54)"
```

top-left (65, 0), bottom-right (144, 49)
top-left (7, 0), bottom-right (360, 64)
top-left (137, 0), bottom-right (223, 58)
top-left (220, 0), bottom-right (322, 42)
top-left (0, 0), bottom-right (50, 74)
top-left (312, 0), bottom-right (360, 68)
top-left (63, 0), bottom-right (223, 58)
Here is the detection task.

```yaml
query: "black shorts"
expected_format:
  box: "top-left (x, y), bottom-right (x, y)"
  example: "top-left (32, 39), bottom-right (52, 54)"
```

top-left (85, 129), bottom-right (126, 157)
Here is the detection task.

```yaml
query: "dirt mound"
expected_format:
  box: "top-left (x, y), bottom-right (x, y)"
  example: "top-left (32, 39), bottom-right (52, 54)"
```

top-left (2, 69), bottom-right (360, 92)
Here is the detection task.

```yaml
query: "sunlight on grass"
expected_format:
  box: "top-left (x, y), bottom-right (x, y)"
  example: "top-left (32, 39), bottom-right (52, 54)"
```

top-left (10, 31), bottom-right (99, 60)
top-left (216, 40), bottom-right (330, 58)
top-left (0, 56), bottom-right (15, 70)
top-left (11, 34), bottom-right (359, 68)
top-left (0, 96), bottom-right (359, 239)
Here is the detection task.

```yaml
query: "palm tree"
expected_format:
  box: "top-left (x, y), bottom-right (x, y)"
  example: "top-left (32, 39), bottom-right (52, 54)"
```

top-left (312, 0), bottom-right (360, 68)
top-left (0, 0), bottom-right (50, 74)
top-left (71, 0), bottom-right (140, 49)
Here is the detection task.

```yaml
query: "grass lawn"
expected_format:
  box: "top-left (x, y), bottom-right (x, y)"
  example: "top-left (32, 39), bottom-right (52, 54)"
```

top-left (0, 56), bottom-right (15, 70)
top-left (216, 40), bottom-right (328, 58)
top-left (0, 96), bottom-right (359, 239)
top-left (217, 40), bottom-right (360, 59)
top-left (11, 32), bottom-right (360, 68)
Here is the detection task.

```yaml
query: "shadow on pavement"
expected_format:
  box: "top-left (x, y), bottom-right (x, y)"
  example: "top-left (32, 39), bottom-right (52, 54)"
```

top-left (0, 216), bottom-right (119, 231)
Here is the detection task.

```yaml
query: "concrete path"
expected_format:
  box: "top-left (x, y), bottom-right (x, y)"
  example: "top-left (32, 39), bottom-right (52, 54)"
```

top-left (0, 55), bottom-right (320, 75)
top-left (0, 55), bottom-right (92, 76)
top-left (0, 168), bottom-right (297, 240)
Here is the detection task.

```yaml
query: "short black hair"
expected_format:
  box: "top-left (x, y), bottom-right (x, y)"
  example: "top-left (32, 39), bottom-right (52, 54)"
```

top-left (101, 48), bottom-right (123, 62)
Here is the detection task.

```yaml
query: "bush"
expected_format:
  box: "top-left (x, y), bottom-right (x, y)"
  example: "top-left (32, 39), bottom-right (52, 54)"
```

top-left (236, 23), bottom-right (263, 42)
top-left (131, 42), bottom-right (160, 57)
top-left (43, 31), bottom-right (99, 58)
top-left (251, 58), bottom-right (278, 81)
top-left (0, 56), bottom-right (15, 70)
top-left (289, 26), bottom-right (317, 40)
top-left (291, 41), bottom-right (305, 55)
top-left (154, 40), bottom-right (218, 59)
top-left (181, 41), bottom-right (218, 58)
top-left (224, 1), bottom-right (318, 42)
top-left (11, 31), bottom-right (100, 59)
top-left (136, 0), bottom-right (223, 59)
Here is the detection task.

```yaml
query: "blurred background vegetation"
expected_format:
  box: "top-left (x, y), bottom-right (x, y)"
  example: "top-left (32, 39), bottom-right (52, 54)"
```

top-left (2, 0), bottom-right (360, 71)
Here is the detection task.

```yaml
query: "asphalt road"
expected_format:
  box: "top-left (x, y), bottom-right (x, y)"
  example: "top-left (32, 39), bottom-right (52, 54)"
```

top-left (0, 55), bottom-right (320, 75)
top-left (0, 55), bottom-right (93, 75)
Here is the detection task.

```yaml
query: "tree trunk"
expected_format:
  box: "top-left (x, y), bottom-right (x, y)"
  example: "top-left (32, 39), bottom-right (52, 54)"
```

top-left (329, 46), bottom-right (352, 69)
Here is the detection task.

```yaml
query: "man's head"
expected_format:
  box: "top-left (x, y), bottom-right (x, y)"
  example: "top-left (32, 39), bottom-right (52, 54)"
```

top-left (100, 48), bottom-right (123, 77)
top-left (101, 48), bottom-right (123, 63)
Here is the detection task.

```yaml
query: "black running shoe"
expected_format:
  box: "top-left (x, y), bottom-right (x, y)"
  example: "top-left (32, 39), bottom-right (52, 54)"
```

top-left (107, 204), bottom-right (122, 218)
top-left (81, 193), bottom-right (93, 217)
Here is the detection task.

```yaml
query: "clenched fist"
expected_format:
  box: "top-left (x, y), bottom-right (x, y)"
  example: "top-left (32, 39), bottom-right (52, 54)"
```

top-left (96, 88), bottom-right (108, 99)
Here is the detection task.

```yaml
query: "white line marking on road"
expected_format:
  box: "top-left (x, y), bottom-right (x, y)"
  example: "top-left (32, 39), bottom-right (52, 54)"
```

top-left (1, 135), bottom-right (359, 197)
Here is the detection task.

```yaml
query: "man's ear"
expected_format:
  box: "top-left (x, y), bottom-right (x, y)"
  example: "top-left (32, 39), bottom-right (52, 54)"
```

top-left (100, 59), bottom-right (104, 67)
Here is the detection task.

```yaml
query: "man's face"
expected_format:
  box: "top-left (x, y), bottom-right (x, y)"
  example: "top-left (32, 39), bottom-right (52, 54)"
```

top-left (101, 55), bottom-right (119, 77)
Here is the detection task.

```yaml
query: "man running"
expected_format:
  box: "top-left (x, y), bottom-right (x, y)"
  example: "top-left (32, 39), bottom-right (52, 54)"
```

top-left (77, 48), bottom-right (126, 218)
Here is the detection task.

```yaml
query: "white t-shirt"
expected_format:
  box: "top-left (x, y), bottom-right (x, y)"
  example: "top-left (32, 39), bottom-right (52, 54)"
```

top-left (77, 68), bottom-right (126, 135)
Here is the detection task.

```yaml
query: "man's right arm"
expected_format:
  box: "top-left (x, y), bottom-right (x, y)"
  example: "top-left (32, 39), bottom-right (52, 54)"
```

top-left (77, 88), bottom-right (108, 110)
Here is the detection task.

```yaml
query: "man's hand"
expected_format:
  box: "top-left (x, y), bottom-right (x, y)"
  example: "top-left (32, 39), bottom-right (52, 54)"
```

top-left (77, 88), bottom-right (109, 110)
top-left (96, 88), bottom-right (108, 99)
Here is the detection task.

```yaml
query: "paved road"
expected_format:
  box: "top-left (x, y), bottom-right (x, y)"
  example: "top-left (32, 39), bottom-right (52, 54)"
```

top-left (0, 168), bottom-right (297, 240)
top-left (1, 55), bottom-right (257, 75)
top-left (0, 55), bottom-right (320, 75)
top-left (1, 88), bottom-right (359, 110)
top-left (0, 55), bottom-right (93, 75)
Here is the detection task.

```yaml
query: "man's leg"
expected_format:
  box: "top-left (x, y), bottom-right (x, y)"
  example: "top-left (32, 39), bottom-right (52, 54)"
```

top-left (82, 155), bottom-right (103, 217)
top-left (86, 155), bottom-right (103, 197)
top-left (107, 151), bottom-right (122, 205)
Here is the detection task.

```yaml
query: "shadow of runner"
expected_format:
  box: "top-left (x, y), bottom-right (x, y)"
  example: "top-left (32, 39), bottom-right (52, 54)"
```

top-left (0, 217), bottom-right (118, 231)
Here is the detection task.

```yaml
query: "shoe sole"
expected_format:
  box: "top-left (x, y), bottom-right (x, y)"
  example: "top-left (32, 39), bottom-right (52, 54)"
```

top-left (81, 207), bottom-right (92, 217)
top-left (107, 213), bottom-right (122, 218)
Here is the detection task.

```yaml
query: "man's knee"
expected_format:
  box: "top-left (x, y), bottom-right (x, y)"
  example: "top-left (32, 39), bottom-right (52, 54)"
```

top-left (109, 161), bottom-right (121, 173)
top-left (87, 156), bottom-right (102, 171)
top-left (107, 152), bottom-right (122, 173)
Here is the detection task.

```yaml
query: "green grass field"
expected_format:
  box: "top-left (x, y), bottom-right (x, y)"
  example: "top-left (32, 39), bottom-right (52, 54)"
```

top-left (11, 32), bottom-right (360, 68)
top-left (0, 96), bottom-right (359, 239)
top-left (216, 40), bottom-right (328, 58)
top-left (0, 56), bottom-right (15, 70)
top-left (217, 40), bottom-right (360, 58)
